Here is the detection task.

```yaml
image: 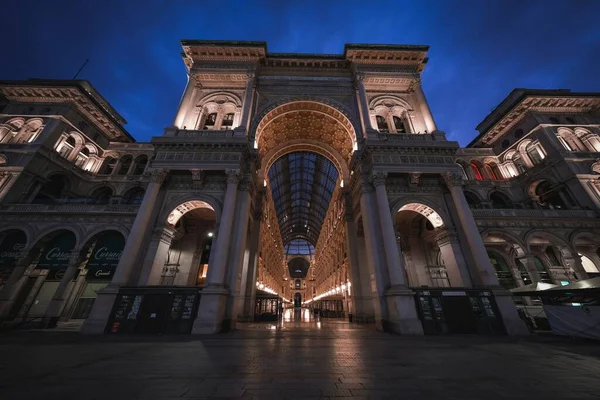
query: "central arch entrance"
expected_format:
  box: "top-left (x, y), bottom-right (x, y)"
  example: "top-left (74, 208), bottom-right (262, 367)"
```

top-left (251, 100), bottom-right (358, 328)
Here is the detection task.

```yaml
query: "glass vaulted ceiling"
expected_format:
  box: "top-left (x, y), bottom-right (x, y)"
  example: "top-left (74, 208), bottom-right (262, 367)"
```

top-left (267, 152), bottom-right (339, 255)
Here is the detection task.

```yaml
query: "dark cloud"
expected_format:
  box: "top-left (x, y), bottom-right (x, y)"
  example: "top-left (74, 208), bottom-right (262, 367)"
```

top-left (1, 0), bottom-right (599, 144)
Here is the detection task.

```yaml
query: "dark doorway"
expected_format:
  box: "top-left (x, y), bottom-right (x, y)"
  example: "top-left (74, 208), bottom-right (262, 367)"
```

top-left (441, 296), bottom-right (478, 334)
top-left (294, 292), bottom-right (301, 308)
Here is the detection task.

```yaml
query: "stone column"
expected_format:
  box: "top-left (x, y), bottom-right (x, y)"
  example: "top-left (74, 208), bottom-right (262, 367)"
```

top-left (370, 173), bottom-right (408, 286)
top-left (564, 255), bottom-right (589, 281)
top-left (343, 202), bottom-right (366, 321)
top-left (0, 251), bottom-right (33, 319)
top-left (361, 177), bottom-right (423, 335)
top-left (236, 73), bottom-right (255, 134)
top-left (225, 178), bottom-right (252, 329)
top-left (143, 226), bottom-right (177, 285)
top-left (370, 172), bottom-right (423, 335)
top-left (41, 248), bottom-right (83, 328)
top-left (81, 169), bottom-right (166, 334)
top-left (240, 190), bottom-right (264, 321)
top-left (193, 170), bottom-right (240, 334)
top-left (443, 172), bottom-right (528, 335)
top-left (173, 76), bottom-right (196, 128)
top-left (517, 255), bottom-right (542, 283)
top-left (435, 228), bottom-right (473, 287)
top-left (443, 172), bottom-right (498, 287)
top-left (356, 73), bottom-right (374, 134)
top-left (412, 78), bottom-right (437, 133)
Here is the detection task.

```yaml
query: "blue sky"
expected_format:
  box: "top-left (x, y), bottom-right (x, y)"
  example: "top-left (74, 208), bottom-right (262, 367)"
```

top-left (1, 0), bottom-right (599, 145)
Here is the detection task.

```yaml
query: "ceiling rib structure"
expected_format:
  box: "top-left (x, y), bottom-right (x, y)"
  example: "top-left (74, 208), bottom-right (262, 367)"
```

top-left (267, 152), bottom-right (339, 254)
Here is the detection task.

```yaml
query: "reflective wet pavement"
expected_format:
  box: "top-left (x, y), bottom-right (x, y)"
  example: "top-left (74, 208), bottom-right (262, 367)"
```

top-left (2, 309), bottom-right (600, 399)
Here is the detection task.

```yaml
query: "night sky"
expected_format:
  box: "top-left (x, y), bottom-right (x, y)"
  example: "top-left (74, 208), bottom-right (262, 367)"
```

top-left (2, 0), bottom-right (599, 145)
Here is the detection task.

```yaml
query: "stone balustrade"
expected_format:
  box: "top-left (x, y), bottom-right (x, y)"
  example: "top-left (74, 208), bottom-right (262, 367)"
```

top-left (0, 203), bottom-right (139, 213)
top-left (471, 208), bottom-right (599, 219)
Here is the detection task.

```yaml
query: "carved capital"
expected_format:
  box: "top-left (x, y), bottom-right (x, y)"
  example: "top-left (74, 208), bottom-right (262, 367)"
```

top-left (435, 228), bottom-right (458, 246)
top-left (226, 169), bottom-right (241, 184)
top-left (409, 172), bottom-right (421, 185)
top-left (442, 171), bottom-right (464, 188)
top-left (190, 169), bottom-right (203, 181)
top-left (238, 176), bottom-right (251, 192)
top-left (370, 172), bottom-right (387, 187)
top-left (147, 168), bottom-right (167, 184)
top-left (355, 72), bottom-right (365, 82)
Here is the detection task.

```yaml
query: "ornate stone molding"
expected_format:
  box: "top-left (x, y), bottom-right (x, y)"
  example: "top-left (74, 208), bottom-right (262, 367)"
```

top-left (442, 171), bottom-right (464, 188)
top-left (226, 169), bottom-right (241, 184)
top-left (146, 168), bottom-right (167, 184)
top-left (370, 172), bottom-right (387, 187)
top-left (435, 228), bottom-right (458, 246)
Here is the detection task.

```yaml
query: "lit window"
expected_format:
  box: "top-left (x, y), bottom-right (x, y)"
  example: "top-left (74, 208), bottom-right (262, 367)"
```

top-left (393, 116), bottom-right (406, 133)
top-left (221, 113), bottom-right (234, 128)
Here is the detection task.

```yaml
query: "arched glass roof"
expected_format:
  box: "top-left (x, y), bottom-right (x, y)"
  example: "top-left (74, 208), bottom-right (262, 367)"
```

top-left (267, 152), bottom-right (339, 249)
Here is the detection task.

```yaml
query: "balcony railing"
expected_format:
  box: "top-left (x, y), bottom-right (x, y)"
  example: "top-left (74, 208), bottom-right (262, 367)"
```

top-left (0, 203), bottom-right (140, 213)
top-left (471, 208), bottom-right (599, 219)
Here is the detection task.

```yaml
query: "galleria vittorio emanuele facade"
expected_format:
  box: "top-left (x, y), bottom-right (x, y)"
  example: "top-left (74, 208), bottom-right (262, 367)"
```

top-left (0, 40), bottom-right (599, 335)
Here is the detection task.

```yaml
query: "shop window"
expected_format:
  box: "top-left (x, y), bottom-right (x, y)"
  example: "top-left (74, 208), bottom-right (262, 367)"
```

top-left (197, 236), bottom-right (213, 285)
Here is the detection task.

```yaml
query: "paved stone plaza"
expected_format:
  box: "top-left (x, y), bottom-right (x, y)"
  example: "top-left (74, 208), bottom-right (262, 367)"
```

top-left (1, 317), bottom-right (600, 399)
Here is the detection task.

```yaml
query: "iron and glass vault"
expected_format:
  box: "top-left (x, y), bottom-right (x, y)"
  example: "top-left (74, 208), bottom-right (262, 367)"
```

top-left (267, 152), bottom-right (339, 277)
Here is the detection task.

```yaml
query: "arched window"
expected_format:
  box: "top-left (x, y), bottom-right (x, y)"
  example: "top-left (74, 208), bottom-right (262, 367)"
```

top-left (121, 187), bottom-right (145, 205)
top-left (580, 253), bottom-right (600, 277)
top-left (376, 115), bottom-right (388, 133)
top-left (558, 135), bottom-right (573, 151)
top-left (203, 113), bottom-right (217, 129)
top-left (526, 143), bottom-right (544, 164)
top-left (514, 129), bottom-right (524, 139)
top-left (484, 164), bottom-right (498, 180)
top-left (90, 186), bottom-right (113, 205)
top-left (99, 157), bottom-right (117, 175)
top-left (117, 155), bottom-right (132, 175)
top-left (464, 191), bottom-right (481, 208)
top-left (58, 136), bottom-right (76, 159)
top-left (295, 279), bottom-right (302, 289)
top-left (33, 174), bottom-right (70, 204)
top-left (75, 147), bottom-right (90, 168)
top-left (221, 113), bottom-right (234, 128)
top-left (536, 181), bottom-right (567, 209)
top-left (534, 256), bottom-right (553, 283)
top-left (393, 116), bottom-right (406, 133)
top-left (512, 153), bottom-right (527, 173)
top-left (488, 252), bottom-right (517, 289)
top-left (131, 155), bottom-right (148, 176)
top-left (470, 162), bottom-right (483, 181)
top-left (489, 191), bottom-right (513, 209)
top-left (514, 259), bottom-right (532, 285)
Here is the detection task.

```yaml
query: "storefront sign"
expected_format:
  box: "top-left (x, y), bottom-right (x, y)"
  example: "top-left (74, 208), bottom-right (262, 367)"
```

top-left (86, 233), bottom-right (124, 280)
top-left (0, 232), bottom-right (27, 280)
top-left (37, 233), bottom-right (76, 269)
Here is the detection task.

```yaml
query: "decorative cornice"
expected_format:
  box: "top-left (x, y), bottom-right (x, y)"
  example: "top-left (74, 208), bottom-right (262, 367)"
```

top-left (442, 171), bottom-right (464, 188)
top-left (370, 172), bottom-right (387, 187)
top-left (226, 169), bottom-right (241, 184)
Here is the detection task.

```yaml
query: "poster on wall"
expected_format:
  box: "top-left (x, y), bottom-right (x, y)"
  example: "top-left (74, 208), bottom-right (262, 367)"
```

top-left (86, 233), bottom-right (125, 280)
top-left (36, 233), bottom-right (76, 269)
